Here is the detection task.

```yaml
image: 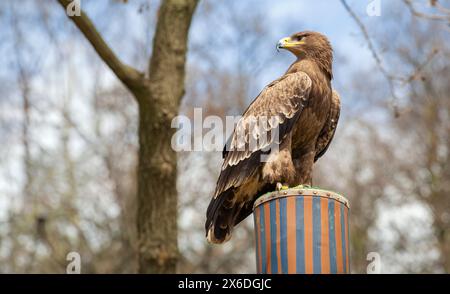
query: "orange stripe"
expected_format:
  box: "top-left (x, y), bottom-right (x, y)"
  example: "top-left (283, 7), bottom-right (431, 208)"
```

top-left (286, 197), bottom-right (296, 273)
top-left (335, 201), bottom-right (343, 273)
top-left (344, 205), bottom-right (349, 273)
top-left (276, 200), bottom-right (281, 274)
top-left (304, 197), bottom-right (313, 274)
top-left (255, 208), bottom-right (262, 273)
top-left (264, 203), bottom-right (272, 274)
top-left (320, 198), bottom-right (330, 273)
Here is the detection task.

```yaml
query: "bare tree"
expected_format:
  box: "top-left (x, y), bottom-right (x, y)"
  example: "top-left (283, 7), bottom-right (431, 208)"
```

top-left (338, 0), bottom-right (450, 273)
top-left (57, 0), bottom-right (198, 273)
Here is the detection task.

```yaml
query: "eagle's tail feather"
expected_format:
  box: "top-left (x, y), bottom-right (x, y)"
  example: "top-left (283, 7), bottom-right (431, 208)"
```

top-left (205, 189), bottom-right (239, 244)
top-left (205, 183), bottom-right (275, 244)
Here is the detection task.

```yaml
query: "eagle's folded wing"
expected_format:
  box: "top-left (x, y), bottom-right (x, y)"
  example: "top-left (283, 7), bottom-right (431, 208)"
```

top-left (214, 71), bottom-right (312, 197)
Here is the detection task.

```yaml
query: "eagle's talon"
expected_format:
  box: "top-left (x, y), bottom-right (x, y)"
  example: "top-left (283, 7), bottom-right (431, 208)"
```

top-left (276, 183), bottom-right (290, 191)
top-left (276, 182), bottom-right (283, 191)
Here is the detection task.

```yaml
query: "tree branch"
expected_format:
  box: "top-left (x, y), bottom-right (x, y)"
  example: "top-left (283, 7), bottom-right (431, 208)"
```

top-left (403, 0), bottom-right (450, 22)
top-left (340, 0), bottom-right (401, 116)
top-left (57, 0), bottom-right (146, 93)
top-left (340, 0), bottom-right (439, 118)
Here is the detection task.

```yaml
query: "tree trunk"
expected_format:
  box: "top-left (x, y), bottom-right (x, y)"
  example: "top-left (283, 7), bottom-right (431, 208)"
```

top-left (137, 100), bottom-right (179, 273)
top-left (58, 0), bottom-right (198, 273)
top-left (137, 0), bottom-right (198, 274)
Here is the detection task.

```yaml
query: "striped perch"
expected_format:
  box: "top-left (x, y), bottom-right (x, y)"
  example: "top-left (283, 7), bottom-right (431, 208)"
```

top-left (253, 187), bottom-right (350, 274)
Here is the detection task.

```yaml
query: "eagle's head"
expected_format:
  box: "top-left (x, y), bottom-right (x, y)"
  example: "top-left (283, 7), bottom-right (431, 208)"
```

top-left (277, 31), bottom-right (333, 78)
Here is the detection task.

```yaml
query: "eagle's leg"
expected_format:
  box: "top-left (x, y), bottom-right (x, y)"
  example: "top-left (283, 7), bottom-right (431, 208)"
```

top-left (293, 146), bottom-right (315, 186)
top-left (262, 135), bottom-right (296, 188)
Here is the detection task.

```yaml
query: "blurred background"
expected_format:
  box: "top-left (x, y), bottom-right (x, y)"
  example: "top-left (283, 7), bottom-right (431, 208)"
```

top-left (0, 0), bottom-right (449, 273)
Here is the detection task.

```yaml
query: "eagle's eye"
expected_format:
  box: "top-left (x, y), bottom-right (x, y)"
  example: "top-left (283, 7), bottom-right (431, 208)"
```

top-left (294, 35), bottom-right (305, 42)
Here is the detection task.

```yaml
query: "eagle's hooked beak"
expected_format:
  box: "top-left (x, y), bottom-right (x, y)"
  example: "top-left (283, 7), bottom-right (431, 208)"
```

top-left (276, 37), bottom-right (305, 51)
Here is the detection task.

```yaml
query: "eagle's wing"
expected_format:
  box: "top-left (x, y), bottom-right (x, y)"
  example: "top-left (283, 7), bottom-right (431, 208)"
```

top-left (206, 72), bottom-right (312, 243)
top-left (314, 90), bottom-right (340, 161)
top-left (214, 71), bottom-right (312, 198)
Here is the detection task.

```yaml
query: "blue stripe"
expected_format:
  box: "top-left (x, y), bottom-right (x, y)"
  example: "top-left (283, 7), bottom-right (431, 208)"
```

top-left (347, 205), bottom-right (351, 273)
top-left (270, 201), bottom-right (278, 273)
top-left (254, 212), bottom-right (260, 273)
top-left (295, 197), bottom-right (305, 274)
top-left (280, 198), bottom-right (288, 274)
top-left (328, 200), bottom-right (337, 273)
top-left (313, 197), bottom-right (322, 274)
top-left (260, 206), bottom-right (266, 273)
top-left (341, 203), bottom-right (347, 273)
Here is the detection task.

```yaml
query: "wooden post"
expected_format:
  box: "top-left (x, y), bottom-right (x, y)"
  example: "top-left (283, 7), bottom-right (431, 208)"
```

top-left (253, 187), bottom-right (350, 274)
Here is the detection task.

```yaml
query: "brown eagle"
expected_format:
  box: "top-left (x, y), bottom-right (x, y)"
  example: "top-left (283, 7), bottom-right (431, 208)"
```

top-left (206, 31), bottom-right (341, 244)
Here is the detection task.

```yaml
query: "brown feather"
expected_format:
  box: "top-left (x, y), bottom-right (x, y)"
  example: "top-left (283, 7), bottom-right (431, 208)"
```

top-left (315, 90), bottom-right (341, 161)
top-left (206, 31), bottom-right (338, 244)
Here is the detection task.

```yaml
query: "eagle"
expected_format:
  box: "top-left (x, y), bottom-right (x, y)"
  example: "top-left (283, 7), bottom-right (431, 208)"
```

top-left (205, 31), bottom-right (341, 244)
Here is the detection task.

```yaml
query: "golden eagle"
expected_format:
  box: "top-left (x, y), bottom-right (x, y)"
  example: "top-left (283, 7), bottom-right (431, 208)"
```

top-left (206, 31), bottom-right (340, 244)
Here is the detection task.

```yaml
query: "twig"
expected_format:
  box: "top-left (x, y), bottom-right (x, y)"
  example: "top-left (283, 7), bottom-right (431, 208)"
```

top-left (57, 0), bottom-right (145, 93)
top-left (403, 0), bottom-right (450, 22)
top-left (401, 48), bottom-right (439, 84)
top-left (340, 0), bottom-right (440, 117)
top-left (340, 0), bottom-right (401, 116)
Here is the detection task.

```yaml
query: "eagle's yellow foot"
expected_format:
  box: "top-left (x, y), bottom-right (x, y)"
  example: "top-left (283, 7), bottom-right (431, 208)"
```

top-left (276, 183), bottom-right (289, 191)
